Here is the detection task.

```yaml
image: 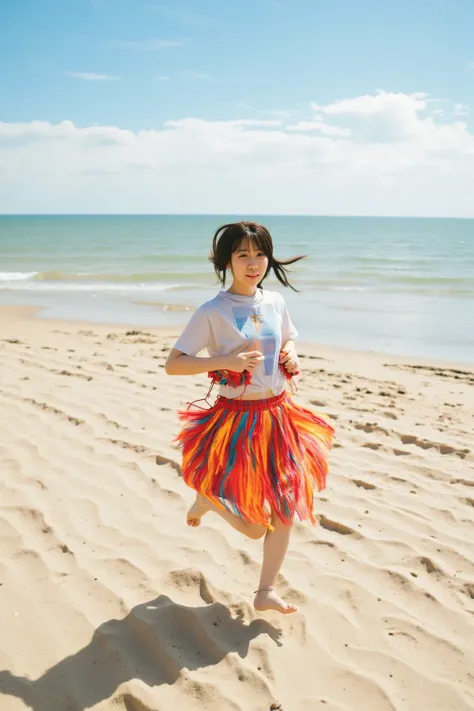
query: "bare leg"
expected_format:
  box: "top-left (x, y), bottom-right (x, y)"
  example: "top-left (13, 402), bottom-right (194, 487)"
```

top-left (187, 493), bottom-right (266, 540)
top-left (254, 511), bottom-right (297, 614)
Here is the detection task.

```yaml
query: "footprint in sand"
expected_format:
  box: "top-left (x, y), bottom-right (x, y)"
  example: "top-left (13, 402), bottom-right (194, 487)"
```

top-left (319, 516), bottom-right (355, 536)
top-left (400, 434), bottom-right (470, 459)
top-left (355, 422), bottom-right (390, 436)
top-left (155, 454), bottom-right (181, 474)
top-left (352, 479), bottom-right (377, 490)
top-left (414, 556), bottom-right (443, 575)
top-left (451, 478), bottom-right (474, 488)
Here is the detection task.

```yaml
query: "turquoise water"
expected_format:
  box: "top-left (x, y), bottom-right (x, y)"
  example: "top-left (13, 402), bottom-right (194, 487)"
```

top-left (1, 215), bottom-right (473, 362)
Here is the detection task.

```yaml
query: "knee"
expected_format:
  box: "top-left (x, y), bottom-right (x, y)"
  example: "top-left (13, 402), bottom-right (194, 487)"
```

top-left (246, 524), bottom-right (267, 540)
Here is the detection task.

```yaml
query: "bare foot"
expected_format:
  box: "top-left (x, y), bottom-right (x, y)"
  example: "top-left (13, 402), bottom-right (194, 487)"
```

top-left (187, 493), bottom-right (210, 527)
top-left (254, 587), bottom-right (298, 614)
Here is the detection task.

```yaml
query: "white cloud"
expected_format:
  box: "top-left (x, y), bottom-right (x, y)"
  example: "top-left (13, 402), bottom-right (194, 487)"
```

top-left (453, 102), bottom-right (469, 117)
top-left (286, 121), bottom-right (352, 137)
top-left (311, 91), bottom-right (428, 117)
top-left (82, 167), bottom-right (122, 175)
top-left (1, 91), bottom-right (474, 216)
top-left (156, 75), bottom-right (170, 81)
top-left (310, 90), bottom-right (432, 143)
top-left (109, 38), bottom-right (182, 51)
top-left (68, 72), bottom-right (119, 81)
top-left (0, 120), bottom-right (134, 148)
top-left (166, 118), bottom-right (281, 128)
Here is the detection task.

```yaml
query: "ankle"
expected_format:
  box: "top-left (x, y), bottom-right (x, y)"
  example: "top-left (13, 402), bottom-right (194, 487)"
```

top-left (254, 585), bottom-right (275, 594)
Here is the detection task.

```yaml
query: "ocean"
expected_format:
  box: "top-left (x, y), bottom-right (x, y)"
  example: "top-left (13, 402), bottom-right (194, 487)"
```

top-left (0, 215), bottom-right (473, 362)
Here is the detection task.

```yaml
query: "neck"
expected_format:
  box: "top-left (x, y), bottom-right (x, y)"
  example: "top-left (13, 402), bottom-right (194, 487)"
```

top-left (227, 281), bottom-right (258, 297)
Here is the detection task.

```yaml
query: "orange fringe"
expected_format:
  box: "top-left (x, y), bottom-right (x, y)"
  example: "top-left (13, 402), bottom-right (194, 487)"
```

top-left (175, 391), bottom-right (335, 529)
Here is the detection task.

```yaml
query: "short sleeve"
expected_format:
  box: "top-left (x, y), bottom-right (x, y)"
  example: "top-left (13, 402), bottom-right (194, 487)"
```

top-left (173, 308), bottom-right (212, 356)
top-left (279, 294), bottom-right (298, 342)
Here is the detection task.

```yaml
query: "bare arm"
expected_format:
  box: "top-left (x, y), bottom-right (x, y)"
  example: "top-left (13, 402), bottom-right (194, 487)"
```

top-left (165, 349), bottom-right (228, 376)
top-left (165, 344), bottom-right (264, 376)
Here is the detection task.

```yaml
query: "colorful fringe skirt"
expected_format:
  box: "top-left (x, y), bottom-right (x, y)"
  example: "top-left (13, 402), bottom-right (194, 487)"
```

top-left (175, 391), bottom-right (335, 529)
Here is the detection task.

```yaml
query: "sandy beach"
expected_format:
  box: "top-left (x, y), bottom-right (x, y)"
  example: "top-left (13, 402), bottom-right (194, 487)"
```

top-left (0, 305), bottom-right (473, 711)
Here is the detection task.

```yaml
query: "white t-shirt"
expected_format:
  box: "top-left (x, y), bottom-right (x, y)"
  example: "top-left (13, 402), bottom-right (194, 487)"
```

top-left (173, 288), bottom-right (298, 399)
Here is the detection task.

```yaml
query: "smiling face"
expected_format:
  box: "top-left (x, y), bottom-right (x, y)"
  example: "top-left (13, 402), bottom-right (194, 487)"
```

top-left (228, 238), bottom-right (270, 295)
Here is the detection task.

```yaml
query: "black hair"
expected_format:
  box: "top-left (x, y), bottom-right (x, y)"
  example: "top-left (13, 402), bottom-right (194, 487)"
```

top-left (209, 221), bottom-right (306, 291)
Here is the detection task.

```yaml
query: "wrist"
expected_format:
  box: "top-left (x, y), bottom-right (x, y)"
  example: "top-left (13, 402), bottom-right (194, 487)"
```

top-left (209, 355), bottom-right (230, 371)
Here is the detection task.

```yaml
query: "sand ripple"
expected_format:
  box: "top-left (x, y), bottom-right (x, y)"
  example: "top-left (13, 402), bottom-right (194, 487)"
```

top-left (0, 316), bottom-right (473, 711)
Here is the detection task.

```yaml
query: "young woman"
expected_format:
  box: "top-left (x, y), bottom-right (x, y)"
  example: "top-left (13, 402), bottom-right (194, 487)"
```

top-left (165, 221), bottom-right (334, 614)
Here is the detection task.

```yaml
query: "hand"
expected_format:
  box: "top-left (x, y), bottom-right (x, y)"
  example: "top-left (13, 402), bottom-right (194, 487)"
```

top-left (279, 343), bottom-right (299, 374)
top-left (225, 341), bottom-right (264, 373)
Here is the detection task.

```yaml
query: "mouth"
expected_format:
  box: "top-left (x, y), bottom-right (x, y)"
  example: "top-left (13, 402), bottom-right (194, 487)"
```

top-left (246, 274), bottom-right (260, 280)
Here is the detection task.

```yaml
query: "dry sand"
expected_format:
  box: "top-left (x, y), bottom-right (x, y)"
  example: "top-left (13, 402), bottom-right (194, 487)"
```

top-left (0, 305), bottom-right (473, 711)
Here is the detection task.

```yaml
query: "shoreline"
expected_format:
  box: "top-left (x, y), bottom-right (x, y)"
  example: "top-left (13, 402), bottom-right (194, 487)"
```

top-left (1, 302), bottom-right (473, 371)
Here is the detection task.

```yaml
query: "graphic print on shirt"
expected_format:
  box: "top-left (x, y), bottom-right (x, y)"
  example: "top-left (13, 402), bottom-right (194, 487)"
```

top-left (232, 304), bottom-right (280, 376)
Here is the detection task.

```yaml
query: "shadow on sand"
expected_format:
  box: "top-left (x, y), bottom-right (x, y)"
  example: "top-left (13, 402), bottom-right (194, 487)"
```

top-left (0, 593), bottom-right (281, 710)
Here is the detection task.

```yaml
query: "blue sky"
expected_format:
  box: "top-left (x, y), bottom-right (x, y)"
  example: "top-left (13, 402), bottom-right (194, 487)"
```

top-left (1, 0), bottom-right (474, 215)
top-left (2, 0), bottom-right (473, 130)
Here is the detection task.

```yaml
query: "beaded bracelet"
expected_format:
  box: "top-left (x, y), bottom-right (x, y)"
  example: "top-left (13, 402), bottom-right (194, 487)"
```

top-left (187, 358), bottom-right (299, 411)
top-left (207, 368), bottom-right (252, 388)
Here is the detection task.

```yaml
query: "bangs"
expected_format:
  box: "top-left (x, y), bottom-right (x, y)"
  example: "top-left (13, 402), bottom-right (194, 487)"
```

top-left (232, 233), bottom-right (271, 258)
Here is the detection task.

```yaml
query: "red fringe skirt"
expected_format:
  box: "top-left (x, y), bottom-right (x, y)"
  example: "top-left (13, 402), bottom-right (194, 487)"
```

top-left (175, 391), bottom-right (335, 529)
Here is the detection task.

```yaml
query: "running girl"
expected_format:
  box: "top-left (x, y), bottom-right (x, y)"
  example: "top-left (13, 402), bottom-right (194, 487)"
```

top-left (165, 221), bottom-right (334, 614)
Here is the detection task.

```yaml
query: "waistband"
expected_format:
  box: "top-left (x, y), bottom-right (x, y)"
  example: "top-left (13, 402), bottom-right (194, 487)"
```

top-left (215, 390), bottom-right (287, 412)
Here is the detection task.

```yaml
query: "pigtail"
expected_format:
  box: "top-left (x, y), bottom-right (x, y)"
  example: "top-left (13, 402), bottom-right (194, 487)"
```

top-left (267, 255), bottom-right (306, 292)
